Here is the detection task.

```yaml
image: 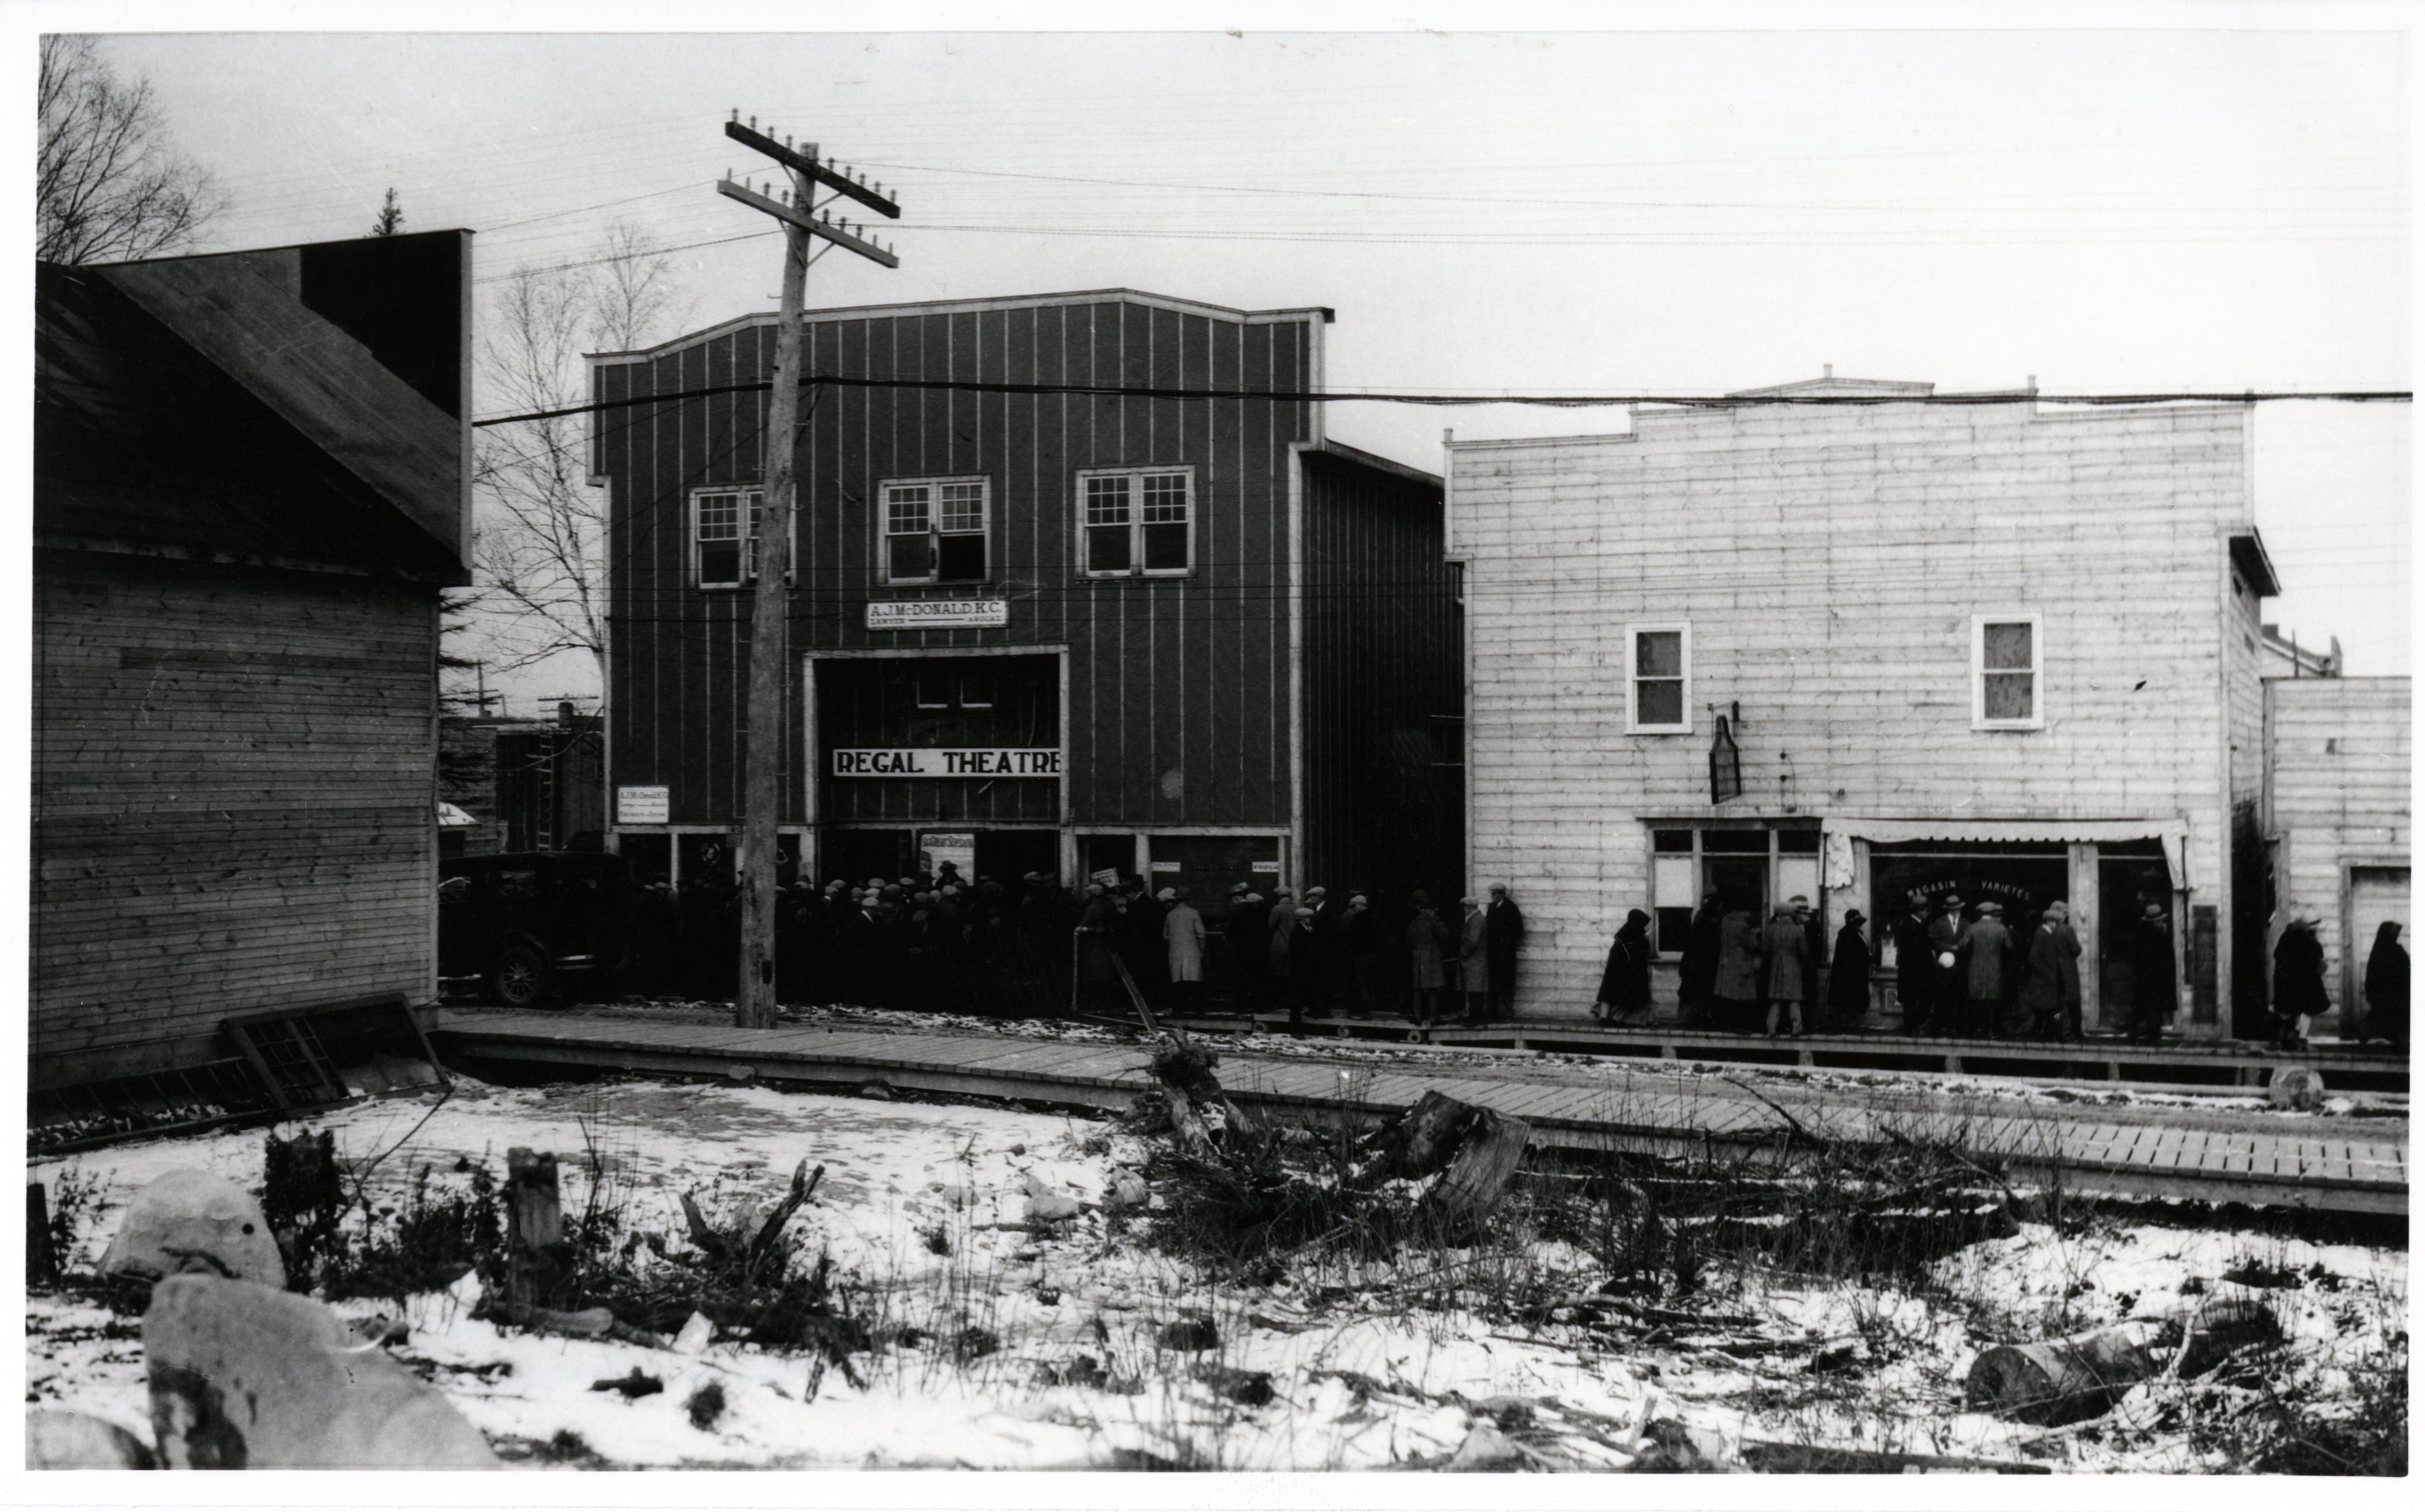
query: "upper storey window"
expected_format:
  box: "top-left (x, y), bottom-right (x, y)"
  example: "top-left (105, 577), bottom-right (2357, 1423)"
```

top-left (1080, 467), bottom-right (1194, 577)
top-left (1973, 614), bottom-right (2043, 730)
top-left (693, 487), bottom-right (787, 589)
top-left (1626, 623), bottom-right (1692, 734)
top-left (880, 477), bottom-right (990, 586)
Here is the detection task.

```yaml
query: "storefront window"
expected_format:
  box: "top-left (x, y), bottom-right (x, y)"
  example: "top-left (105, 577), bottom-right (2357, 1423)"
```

top-left (1867, 842), bottom-right (2069, 969)
top-left (1646, 825), bottom-right (1822, 956)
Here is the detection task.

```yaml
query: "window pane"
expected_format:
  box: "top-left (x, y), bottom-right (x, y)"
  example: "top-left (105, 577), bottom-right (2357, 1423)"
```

top-left (1635, 630), bottom-right (1683, 678)
top-left (1701, 830), bottom-right (1770, 854)
top-left (1652, 829), bottom-right (1694, 854)
top-left (1776, 829), bottom-right (1820, 854)
top-left (885, 487), bottom-right (930, 535)
top-left (1141, 474), bottom-right (1189, 522)
top-left (1984, 671), bottom-right (2035, 721)
top-left (698, 493), bottom-right (741, 541)
top-left (1085, 476), bottom-right (1130, 525)
top-left (959, 669), bottom-right (994, 709)
top-left (1087, 524), bottom-right (1131, 573)
top-left (1636, 676), bottom-right (1683, 726)
top-left (888, 534), bottom-right (930, 581)
top-left (1655, 906), bottom-right (1694, 954)
top-left (1983, 620), bottom-right (2033, 671)
top-left (915, 670), bottom-right (951, 708)
top-left (1653, 855), bottom-right (1696, 905)
top-left (699, 540), bottom-right (742, 584)
top-left (1142, 521), bottom-right (1188, 571)
top-left (936, 532), bottom-right (986, 581)
top-left (938, 483), bottom-right (985, 534)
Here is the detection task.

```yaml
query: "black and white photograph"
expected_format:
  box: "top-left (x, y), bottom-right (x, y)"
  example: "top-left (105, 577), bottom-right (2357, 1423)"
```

top-left (21, 4), bottom-right (2413, 1481)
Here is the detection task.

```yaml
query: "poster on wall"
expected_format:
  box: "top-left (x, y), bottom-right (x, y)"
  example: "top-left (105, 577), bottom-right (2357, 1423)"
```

top-left (919, 832), bottom-right (976, 880)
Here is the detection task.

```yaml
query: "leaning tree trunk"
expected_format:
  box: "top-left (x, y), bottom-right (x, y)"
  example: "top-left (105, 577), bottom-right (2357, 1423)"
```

top-left (1964, 1298), bottom-right (2280, 1426)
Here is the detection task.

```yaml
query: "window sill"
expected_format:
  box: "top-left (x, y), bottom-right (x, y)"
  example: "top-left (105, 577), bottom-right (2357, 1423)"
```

top-left (1971, 721), bottom-right (2046, 732)
top-left (1079, 571), bottom-right (1197, 582)
top-left (1626, 725), bottom-right (1693, 736)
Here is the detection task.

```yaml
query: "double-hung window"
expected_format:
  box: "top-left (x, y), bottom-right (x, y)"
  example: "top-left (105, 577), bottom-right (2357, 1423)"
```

top-left (693, 487), bottom-right (784, 589)
top-left (1625, 622), bottom-right (1692, 734)
top-left (880, 477), bottom-right (990, 586)
top-left (1972, 614), bottom-right (2043, 730)
top-left (1079, 467), bottom-right (1193, 577)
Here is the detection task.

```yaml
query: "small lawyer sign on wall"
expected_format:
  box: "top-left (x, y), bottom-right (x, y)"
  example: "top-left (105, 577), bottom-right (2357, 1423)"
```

top-left (865, 599), bottom-right (1009, 631)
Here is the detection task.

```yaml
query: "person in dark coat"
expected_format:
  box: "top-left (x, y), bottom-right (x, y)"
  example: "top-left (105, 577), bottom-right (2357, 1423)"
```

top-left (1341, 891), bottom-right (1384, 1017)
top-left (2361, 920), bottom-right (2408, 1047)
top-left (1592, 909), bottom-right (1654, 1025)
top-left (1301, 886), bottom-right (1338, 1011)
top-left (1928, 894), bottom-right (1969, 1037)
top-left (2013, 899), bottom-right (2083, 1041)
top-left (1828, 909), bottom-right (1873, 1032)
top-left (1958, 901), bottom-right (2016, 1039)
top-left (1679, 890), bottom-right (1724, 1027)
top-left (1712, 901), bottom-right (1764, 1034)
top-left (1405, 891), bottom-right (1453, 1026)
top-left (1760, 905), bottom-right (1809, 1036)
top-left (1792, 895), bottom-right (1826, 1029)
top-left (2271, 907), bottom-right (2330, 1049)
top-left (1484, 884), bottom-right (1525, 1021)
top-left (1075, 884), bottom-right (1124, 1015)
top-left (1455, 895), bottom-right (1489, 1023)
top-left (1223, 883), bottom-right (1269, 1016)
top-left (1893, 902), bottom-right (1934, 1035)
top-left (2129, 901), bottom-right (2176, 1045)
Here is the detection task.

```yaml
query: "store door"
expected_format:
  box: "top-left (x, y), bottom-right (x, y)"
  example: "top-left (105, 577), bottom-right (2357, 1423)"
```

top-left (2098, 858), bottom-right (2171, 1032)
top-left (2346, 866), bottom-right (2409, 1036)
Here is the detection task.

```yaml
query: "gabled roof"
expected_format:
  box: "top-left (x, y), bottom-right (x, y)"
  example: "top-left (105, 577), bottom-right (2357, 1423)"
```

top-left (37, 232), bottom-right (471, 583)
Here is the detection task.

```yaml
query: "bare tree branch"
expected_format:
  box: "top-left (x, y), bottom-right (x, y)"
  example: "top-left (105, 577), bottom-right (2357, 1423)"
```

top-left (38, 36), bottom-right (228, 264)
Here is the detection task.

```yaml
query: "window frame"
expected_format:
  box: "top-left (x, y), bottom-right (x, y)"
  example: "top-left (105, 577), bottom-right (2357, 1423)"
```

top-left (1075, 465), bottom-right (1196, 579)
top-left (1971, 612), bottom-right (2045, 731)
top-left (1624, 621), bottom-right (1693, 734)
top-left (875, 474), bottom-right (993, 588)
top-left (690, 485), bottom-right (793, 591)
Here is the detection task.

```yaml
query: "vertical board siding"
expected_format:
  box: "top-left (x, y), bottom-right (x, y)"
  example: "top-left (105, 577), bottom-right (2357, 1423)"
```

top-left (2269, 676), bottom-right (2413, 1010)
top-left (1451, 402), bottom-right (2254, 1019)
top-left (1300, 453), bottom-right (1463, 900)
top-left (33, 553), bottom-right (436, 1085)
top-left (600, 297), bottom-right (1321, 839)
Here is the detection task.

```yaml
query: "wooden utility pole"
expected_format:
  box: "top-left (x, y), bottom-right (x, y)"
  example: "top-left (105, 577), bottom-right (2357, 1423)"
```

top-left (718, 114), bottom-right (900, 1029)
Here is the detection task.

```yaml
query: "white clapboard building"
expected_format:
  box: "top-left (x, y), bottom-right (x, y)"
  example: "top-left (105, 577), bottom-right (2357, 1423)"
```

top-left (1444, 374), bottom-right (2283, 1040)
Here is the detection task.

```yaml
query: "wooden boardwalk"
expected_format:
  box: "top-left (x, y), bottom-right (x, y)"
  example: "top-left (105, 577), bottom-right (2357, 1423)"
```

top-left (432, 1010), bottom-right (2407, 1217)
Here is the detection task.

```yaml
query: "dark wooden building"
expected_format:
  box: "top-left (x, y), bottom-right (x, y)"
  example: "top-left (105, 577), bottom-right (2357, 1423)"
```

top-left (33, 232), bottom-right (471, 1088)
top-left (591, 289), bottom-right (1461, 919)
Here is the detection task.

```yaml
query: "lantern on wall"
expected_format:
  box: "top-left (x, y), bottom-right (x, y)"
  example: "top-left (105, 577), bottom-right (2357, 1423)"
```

top-left (1708, 714), bottom-right (1743, 804)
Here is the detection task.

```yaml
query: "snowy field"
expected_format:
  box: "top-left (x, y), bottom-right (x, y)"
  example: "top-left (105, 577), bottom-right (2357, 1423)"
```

top-left (27, 1071), bottom-right (2408, 1473)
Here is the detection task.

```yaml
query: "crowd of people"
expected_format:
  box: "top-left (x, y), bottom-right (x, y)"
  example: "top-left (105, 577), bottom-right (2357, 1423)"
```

top-left (601, 864), bottom-right (1531, 1026)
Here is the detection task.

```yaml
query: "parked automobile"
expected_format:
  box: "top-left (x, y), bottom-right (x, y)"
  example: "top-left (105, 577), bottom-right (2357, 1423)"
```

top-left (438, 852), bottom-right (631, 1007)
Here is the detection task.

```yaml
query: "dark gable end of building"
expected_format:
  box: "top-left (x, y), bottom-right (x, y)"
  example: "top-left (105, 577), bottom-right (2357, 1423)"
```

top-left (33, 233), bottom-right (471, 1089)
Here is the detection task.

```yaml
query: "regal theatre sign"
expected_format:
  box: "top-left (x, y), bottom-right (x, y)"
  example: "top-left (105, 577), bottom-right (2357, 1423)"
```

top-left (832, 748), bottom-right (1061, 777)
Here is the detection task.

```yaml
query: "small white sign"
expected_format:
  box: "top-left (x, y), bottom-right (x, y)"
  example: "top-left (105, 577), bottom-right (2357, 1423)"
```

top-left (832, 748), bottom-right (1060, 777)
top-left (616, 785), bottom-right (669, 824)
top-left (1251, 860), bottom-right (1283, 873)
top-left (1090, 868), bottom-right (1121, 888)
top-left (866, 599), bottom-right (1009, 630)
top-left (919, 832), bottom-right (977, 879)
top-left (1149, 861), bottom-right (1183, 873)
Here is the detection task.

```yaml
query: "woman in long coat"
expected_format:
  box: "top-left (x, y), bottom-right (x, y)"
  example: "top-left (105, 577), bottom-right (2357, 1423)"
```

top-left (2272, 909), bottom-right (2330, 1049)
top-left (1712, 904), bottom-right (1764, 1035)
top-left (1827, 910), bottom-right (1873, 1033)
top-left (2362, 921), bottom-right (2408, 1046)
top-left (1593, 909), bottom-right (1654, 1025)
top-left (1405, 891), bottom-right (1452, 1026)
top-left (1760, 906), bottom-right (1809, 1036)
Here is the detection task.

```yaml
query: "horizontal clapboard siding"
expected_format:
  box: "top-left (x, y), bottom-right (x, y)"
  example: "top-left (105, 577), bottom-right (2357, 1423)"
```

top-left (2269, 676), bottom-right (2412, 1008)
top-left (1451, 402), bottom-right (2251, 1017)
top-left (33, 551), bottom-right (437, 1085)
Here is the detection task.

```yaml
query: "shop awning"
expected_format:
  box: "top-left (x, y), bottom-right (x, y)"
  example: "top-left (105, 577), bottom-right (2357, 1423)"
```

top-left (1832, 817), bottom-right (2189, 888)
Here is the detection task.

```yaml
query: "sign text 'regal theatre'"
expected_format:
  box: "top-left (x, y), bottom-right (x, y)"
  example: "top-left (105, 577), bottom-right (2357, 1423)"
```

top-left (831, 748), bottom-right (1062, 777)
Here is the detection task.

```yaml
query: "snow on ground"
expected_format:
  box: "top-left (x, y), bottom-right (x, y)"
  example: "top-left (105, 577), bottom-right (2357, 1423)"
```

top-left (28, 1069), bottom-right (2407, 1472)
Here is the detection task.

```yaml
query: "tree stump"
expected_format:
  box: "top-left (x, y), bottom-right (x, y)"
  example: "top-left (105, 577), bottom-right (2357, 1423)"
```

top-left (1425, 1110), bottom-right (1532, 1222)
top-left (504, 1147), bottom-right (564, 1312)
top-left (1364, 1090), bottom-right (1480, 1184)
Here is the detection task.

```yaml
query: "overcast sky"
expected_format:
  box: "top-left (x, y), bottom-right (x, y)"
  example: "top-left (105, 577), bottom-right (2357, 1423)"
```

top-left (43, 13), bottom-right (2412, 704)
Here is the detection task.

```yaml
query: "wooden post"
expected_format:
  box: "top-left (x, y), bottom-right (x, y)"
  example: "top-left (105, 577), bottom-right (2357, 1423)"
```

top-left (505, 1147), bottom-right (563, 1314)
top-left (734, 168), bottom-right (811, 1031)
top-left (1426, 1109), bottom-right (1532, 1221)
top-left (27, 1182), bottom-right (58, 1287)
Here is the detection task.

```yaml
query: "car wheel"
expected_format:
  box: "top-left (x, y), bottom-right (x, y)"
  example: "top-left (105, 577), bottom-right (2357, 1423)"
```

top-left (491, 944), bottom-right (552, 1008)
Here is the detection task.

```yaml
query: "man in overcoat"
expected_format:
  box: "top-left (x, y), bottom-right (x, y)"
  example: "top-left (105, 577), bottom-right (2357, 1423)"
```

top-left (2130, 900), bottom-right (2176, 1045)
top-left (1959, 900), bottom-right (2016, 1038)
top-left (1926, 893), bottom-right (1968, 1037)
top-left (1484, 884), bottom-right (1525, 1021)
top-left (1761, 905), bottom-right (1809, 1037)
top-left (2271, 906), bottom-right (2330, 1049)
top-left (2014, 899), bottom-right (2083, 1041)
top-left (1679, 889), bottom-right (1724, 1027)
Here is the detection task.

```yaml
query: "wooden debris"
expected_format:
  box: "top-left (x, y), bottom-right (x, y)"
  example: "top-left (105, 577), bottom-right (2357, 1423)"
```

top-left (1743, 1441), bottom-right (2051, 1475)
top-left (1362, 1090), bottom-right (1479, 1184)
top-left (1965, 1298), bottom-right (2281, 1426)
